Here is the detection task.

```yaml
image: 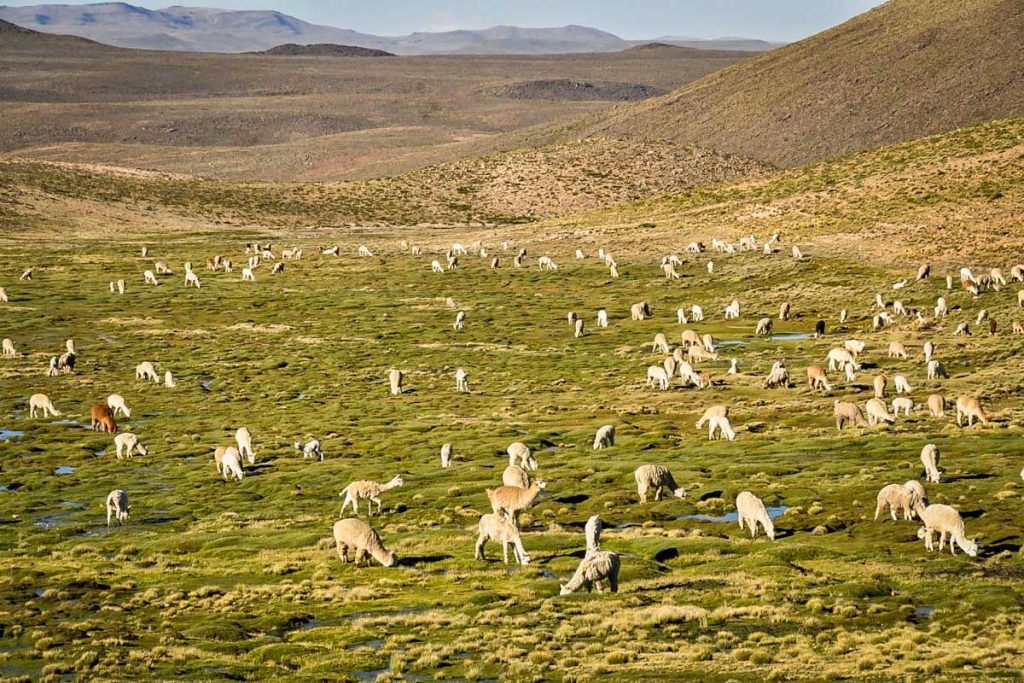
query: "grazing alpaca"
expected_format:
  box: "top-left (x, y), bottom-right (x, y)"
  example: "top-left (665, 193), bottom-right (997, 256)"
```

top-left (90, 404), bottom-right (118, 433)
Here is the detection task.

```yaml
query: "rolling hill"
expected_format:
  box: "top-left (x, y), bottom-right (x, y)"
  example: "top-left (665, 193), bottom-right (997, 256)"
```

top-left (0, 37), bottom-right (753, 180)
top-left (0, 3), bottom-right (780, 55)
top-left (572, 0), bottom-right (1024, 167)
top-left (256, 43), bottom-right (394, 57)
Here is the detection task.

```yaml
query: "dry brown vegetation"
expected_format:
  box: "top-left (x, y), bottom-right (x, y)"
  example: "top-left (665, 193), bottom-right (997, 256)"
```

top-left (0, 32), bottom-right (752, 181)
top-left (568, 0), bottom-right (1024, 167)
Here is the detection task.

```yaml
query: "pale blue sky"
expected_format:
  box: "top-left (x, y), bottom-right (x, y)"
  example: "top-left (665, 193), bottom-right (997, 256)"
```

top-left (0, 0), bottom-right (887, 40)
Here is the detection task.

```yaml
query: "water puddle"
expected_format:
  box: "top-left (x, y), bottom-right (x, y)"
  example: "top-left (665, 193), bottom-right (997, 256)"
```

top-left (199, 380), bottom-right (213, 392)
top-left (93, 450), bottom-right (106, 457)
top-left (35, 501), bottom-right (86, 527)
top-left (0, 485), bottom-right (8, 492)
top-left (717, 340), bottom-right (747, 347)
top-left (54, 466), bottom-right (77, 475)
top-left (680, 505), bottom-right (789, 523)
top-left (0, 429), bottom-right (24, 441)
top-left (772, 333), bottom-right (812, 341)
top-left (915, 606), bottom-right (933, 619)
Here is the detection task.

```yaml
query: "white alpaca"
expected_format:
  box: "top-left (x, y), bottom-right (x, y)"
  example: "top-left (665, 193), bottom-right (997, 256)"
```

top-left (135, 361), bottom-right (159, 382)
top-left (597, 309), bottom-right (608, 328)
top-left (891, 397), bottom-right (914, 417)
top-left (0, 287), bottom-right (7, 303)
top-left (106, 489), bottom-right (130, 526)
top-left (358, 245), bottom-right (373, 257)
top-left (706, 261), bottom-right (714, 274)
top-left (454, 310), bottom-right (466, 331)
top-left (676, 307), bottom-right (688, 325)
top-left (651, 333), bottom-right (670, 354)
top-left (574, 319), bottom-right (584, 338)
top-left (144, 270), bottom-right (158, 286)
top-left (707, 415), bottom-right (736, 441)
top-left (431, 260), bottom-right (444, 273)
top-left (29, 393), bottom-right (61, 418)
top-left (184, 271), bottom-right (201, 288)
top-left (2, 338), bottom-right (15, 357)
top-left (164, 371), bottom-right (175, 388)
top-left (646, 365), bottom-right (670, 390)
top-left (220, 447), bottom-right (245, 481)
top-left (736, 491), bottom-right (775, 540)
top-left (117, 279), bottom-right (126, 295)
top-left (507, 442), bottom-right (538, 470)
top-left (663, 262), bottom-right (680, 279)
top-left (388, 368), bottom-right (403, 395)
top-left (592, 424), bottom-right (615, 450)
top-left (934, 297), bottom-right (948, 317)
top-left (827, 348), bottom-right (859, 372)
top-left (927, 360), bottom-right (947, 380)
top-left (920, 444), bottom-right (941, 484)
top-left (114, 432), bottom-right (148, 459)
top-left (455, 368), bottom-right (469, 392)
top-left (107, 394), bottom-right (131, 418)
top-left (691, 305), bottom-right (704, 322)
top-left (294, 438), bottom-right (324, 461)
top-left (575, 249), bottom-right (585, 260)
top-left (242, 268), bottom-right (255, 281)
top-left (441, 443), bottom-right (454, 468)
top-left (915, 503), bottom-right (978, 557)
top-left (724, 300), bottom-right (740, 319)
top-left (923, 341), bottom-right (935, 363)
top-left (235, 427), bottom-right (255, 464)
top-left (894, 374), bottom-right (913, 394)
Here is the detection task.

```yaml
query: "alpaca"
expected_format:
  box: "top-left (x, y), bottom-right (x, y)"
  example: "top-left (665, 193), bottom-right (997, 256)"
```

top-left (333, 518), bottom-right (397, 567)
top-left (507, 442), bottom-right (538, 470)
top-left (874, 483), bottom-right (921, 522)
top-left (634, 464), bottom-right (685, 503)
top-left (90, 404), bottom-right (118, 433)
top-left (914, 503), bottom-right (978, 557)
top-left (475, 513), bottom-right (530, 565)
top-left (955, 395), bottom-right (989, 426)
top-left (114, 432), bottom-right (148, 459)
top-left (340, 476), bottom-right (405, 516)
top-left (920, 444), bottom-right (941, 484)
top-left (29, 393), bottom-right (61, 418)
top-left (486, 481), bottom-right (547, 526)
top-left (736, 491), bottom-right (776, 540)
top-left (592, 425), bottom-right (615, 450)
top-left (235, 427), bottom-right (255, 464)
top-left (106, 489), bottom-right (130, 527)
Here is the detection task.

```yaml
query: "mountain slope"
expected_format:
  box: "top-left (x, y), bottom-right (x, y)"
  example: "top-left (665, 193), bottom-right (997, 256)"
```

top-left (577, 0), bottom-right (1024, 167)
top-left (0, 3), bottom-right (778, 54)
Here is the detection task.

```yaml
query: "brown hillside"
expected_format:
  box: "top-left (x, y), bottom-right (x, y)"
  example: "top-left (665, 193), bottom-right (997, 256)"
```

top-left (578, 0), bottom-right (1024, 166)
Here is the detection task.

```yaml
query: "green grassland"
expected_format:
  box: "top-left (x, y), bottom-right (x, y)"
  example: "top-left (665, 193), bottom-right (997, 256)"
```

top-left (1, 120), bottom-right (1024, 682)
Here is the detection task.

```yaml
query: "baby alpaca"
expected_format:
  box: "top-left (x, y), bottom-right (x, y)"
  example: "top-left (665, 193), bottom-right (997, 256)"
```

top-left (736, 491), bottom-right (776, 540)
top-left (333, 518), bottom-right (397, 567)
top-left (507, 442), bottom-right (538, 470)
top-left (920, 444), bottom-right (941, 484)
top-left (340, 476), bottom-right (405, 516)
top-left (634, 464), bottom-right (686, 503)
top-left (592, 425), bottom-right (615, 450)
top-left (475, 513), bottom-right (530, 565)
top-left (294, 438), bottom-right (324, 461)
top-left (874, 483), bottom-right (921, 522)
top-left (114, 432), bottom-right (148, 459)
top-left (106, 489), bottom-right (130, 527)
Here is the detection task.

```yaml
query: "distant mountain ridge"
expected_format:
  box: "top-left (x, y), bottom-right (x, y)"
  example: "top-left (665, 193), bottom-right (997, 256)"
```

top-left (0, 2), bottom-right (781, 54)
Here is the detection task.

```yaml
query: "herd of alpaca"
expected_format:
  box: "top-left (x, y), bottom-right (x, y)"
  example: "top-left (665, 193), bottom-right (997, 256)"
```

top-left (5, 234), bottom-right (1018, 598)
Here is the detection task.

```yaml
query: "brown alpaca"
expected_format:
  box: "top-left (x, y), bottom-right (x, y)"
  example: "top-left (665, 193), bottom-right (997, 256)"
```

top-left (91, 404), bottom-right (118, 433)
